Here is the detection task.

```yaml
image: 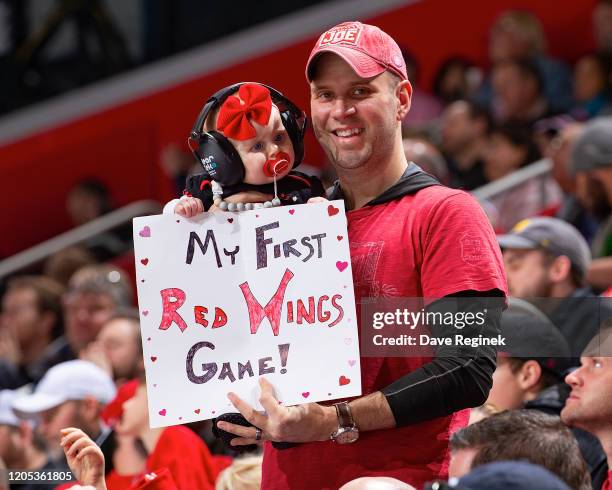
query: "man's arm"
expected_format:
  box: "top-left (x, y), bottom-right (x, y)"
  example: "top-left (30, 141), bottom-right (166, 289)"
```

top-left (220, 292), bottom-right (503, 443)
top-left (587, 257), bottom-right (612, 292)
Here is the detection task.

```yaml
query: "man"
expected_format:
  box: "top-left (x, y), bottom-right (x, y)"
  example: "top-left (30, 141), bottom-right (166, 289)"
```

top-left (571, 118), bottom-right (612, 293)
top-left (440, 100), bottom-right (491, 190)
top-left (11, 360), bottom-right (116, 464)
top-left (0, 276), bottom-right (65, 389)
top-left (449, 410), bottom-right (591, 490)
top-left (62, 264), bottom-right (133, 359)
top-left (491, 59), bottom-right (552, 126)
top-left (499, 216), bottom-right (609, 355)
top-left (81, 309), bottom-right (144, 386)
top-left (561, 323), bottom-right (612, 490)
top-left (0, 390), bottom-right (65, 490)
top-left (217, 21), bottom-right (507, 489)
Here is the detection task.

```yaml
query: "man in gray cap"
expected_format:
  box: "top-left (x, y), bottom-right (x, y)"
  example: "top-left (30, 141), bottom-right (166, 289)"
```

top-left (499, 216), bottom-right (610, 355)
top-left (571, 117), bottom-right (612, 293)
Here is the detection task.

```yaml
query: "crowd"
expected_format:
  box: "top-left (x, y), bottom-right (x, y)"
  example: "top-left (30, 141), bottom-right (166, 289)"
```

top-left (1, 3), bottom-right (612, 490)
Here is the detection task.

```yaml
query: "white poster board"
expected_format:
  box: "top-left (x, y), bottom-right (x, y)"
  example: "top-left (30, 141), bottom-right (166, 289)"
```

top-left (133, 201), bottom-right (361, 428)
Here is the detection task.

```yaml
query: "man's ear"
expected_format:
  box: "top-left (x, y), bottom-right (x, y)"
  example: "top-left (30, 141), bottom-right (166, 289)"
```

top-left (517, 360), bottom-right (542, 392)
top-left (548, 255), bottom-right (572, 284)
top-left (396, 80), bottom-right (412, 121)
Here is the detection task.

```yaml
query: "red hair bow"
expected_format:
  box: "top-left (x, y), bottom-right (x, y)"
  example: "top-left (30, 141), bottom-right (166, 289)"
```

top-left (217, 84), bottom-right (272, 140)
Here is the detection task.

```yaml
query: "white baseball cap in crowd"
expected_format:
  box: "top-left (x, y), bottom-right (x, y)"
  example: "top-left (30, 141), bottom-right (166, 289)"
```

top-left (12, 360), bottom-right (116, 416)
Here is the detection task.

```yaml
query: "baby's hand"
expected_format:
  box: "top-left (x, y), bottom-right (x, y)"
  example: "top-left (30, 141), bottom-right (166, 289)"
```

top-left (174, 197), bottom-right (204, 217)
top-left (60, 428), bottom-right (106, 490)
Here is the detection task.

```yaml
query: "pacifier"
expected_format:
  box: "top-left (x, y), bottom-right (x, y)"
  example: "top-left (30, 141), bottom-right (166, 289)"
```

top-left (263, 151), bottom-right (291, 177)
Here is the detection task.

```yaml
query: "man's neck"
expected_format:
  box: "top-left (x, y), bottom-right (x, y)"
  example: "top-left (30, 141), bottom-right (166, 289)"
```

top-left (336, 144), bottom-right (408, 211)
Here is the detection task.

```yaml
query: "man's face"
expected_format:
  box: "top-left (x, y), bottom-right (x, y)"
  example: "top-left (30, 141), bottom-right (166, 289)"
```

top-left (575, 171), bottom-right (612, 220)
top-left (309, 54), bottom-right (405, 172)
top-left (229, 105), bottom-right (295, 185)
top-left (485, 357), bottom-right (529, 411)
top-left (440, 102), bottom-right (480, 154)
top-left (98, 319), bottom-right (142, 381)
top-left (1, 288), bottom-right (43, 349)
top-left (492, 64), bottom-right (535, 120)
top-left (449, 447), bottom-right (478, 479)
top-left (561, 356), bottom-right (612, 433)
top-left (37, 401), bottom-right (83, 458)
top-left (64, 292), bottom-right (115, 353)
top-left (503, 248), bottom-right (553, 297)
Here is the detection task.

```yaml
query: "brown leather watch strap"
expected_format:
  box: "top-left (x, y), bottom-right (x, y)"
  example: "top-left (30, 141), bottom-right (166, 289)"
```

top-left (334, 402), bottom-right (354, 428)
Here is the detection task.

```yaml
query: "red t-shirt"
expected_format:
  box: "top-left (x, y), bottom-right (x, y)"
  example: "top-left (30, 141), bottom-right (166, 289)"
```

top-left (261, 187), bottom-right (507, 489)
top-left (602, 470), bottom-right (612, 490)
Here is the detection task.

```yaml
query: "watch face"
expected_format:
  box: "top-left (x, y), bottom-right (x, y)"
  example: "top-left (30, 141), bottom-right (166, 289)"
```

top-left (335, 428), bottom-right (359, 444)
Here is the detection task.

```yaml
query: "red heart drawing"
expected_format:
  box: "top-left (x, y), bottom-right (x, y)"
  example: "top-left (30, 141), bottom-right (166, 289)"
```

top-left (227, 218), bottom-right (234, 223)
top-left (139, 226), bottom-right (151, 237)
top-left (141, 258), bottom-right (149, 266)
top-left (159, 409), bottom-right (166, 416)
top-left (289, 209), bottom-right (295, 215)
top-left (194, 409), bottom-right (201, 414)
top-left (327, 205), bottom-right (339, 217)
top-left (339, 376), bottom-right (351, 386)
top-left (348, 360), bottom-right (356, 367)
top-left (151, 356), bottom-right (157, 362)
top-left (337, 235), bottom-right (343, 241)
top-left (302, 392), bottom-right (310, 398)
top-left (336, 261), bottom-right (348, 272)
top-left (142, 310), bottom-right (149, 316)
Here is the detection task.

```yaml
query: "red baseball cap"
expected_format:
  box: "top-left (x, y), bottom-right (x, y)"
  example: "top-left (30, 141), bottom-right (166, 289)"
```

top-left (306, 21), bottom-right (408, 82)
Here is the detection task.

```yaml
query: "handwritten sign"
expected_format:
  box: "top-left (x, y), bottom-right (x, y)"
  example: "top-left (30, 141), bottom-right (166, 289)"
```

top-left (133, 201), bottom-right (361, 428)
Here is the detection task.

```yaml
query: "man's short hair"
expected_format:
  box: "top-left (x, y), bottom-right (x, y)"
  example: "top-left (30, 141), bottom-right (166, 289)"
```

top-left (450, 410), bottom-right (590, 490)
top-left (68, 264), bottom-right (133, 308)
top-left (6, 275), bottom-right (65, 337)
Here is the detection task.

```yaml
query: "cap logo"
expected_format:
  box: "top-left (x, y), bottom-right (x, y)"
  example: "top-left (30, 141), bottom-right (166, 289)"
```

top-left (319, 24), bottom-right (362, 47)
top-left (512, 219), bottom-right (531, 232)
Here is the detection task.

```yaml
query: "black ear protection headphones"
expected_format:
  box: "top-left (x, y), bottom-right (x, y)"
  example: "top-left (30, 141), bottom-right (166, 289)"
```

top-left (187, 82), bottom-right (307, 186)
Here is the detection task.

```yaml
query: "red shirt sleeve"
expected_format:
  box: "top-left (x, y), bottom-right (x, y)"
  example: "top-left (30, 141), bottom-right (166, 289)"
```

top-left (420, 191), bottom-right (507, 298)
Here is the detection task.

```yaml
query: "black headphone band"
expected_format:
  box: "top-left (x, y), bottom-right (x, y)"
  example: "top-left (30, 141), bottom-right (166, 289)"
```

top-left (190, 82), bottom-right (304, 138)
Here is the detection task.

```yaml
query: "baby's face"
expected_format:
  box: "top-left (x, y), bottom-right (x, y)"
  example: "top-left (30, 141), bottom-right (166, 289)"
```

top-left (230, 105), bottom-right (295, 185)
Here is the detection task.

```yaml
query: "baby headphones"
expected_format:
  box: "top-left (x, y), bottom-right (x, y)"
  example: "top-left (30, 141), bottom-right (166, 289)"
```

top-left (187, 82), bottom-right (307, 186)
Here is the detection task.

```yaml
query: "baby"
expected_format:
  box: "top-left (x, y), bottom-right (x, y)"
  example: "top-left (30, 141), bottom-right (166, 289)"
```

top-left (167, 82), bottom-right (324, 217)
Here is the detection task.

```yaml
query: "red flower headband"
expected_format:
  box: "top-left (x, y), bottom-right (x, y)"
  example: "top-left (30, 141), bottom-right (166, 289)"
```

top-left (217, 84), bottom-right (272, 140)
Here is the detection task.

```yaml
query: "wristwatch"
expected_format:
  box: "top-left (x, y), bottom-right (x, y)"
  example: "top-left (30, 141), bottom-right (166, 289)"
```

top-left (330, 402), bottom-right (359, 444)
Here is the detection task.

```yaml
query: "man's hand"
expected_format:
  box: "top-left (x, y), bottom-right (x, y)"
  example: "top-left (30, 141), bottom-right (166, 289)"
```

top-left (217, 378), bottom-right (337, 445)
top-left (60, 428), bottom-right (106, 490)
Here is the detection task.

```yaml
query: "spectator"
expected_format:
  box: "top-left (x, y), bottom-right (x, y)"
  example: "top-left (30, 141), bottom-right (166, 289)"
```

top-left (0, 390), bottom-right (66, 489)
top-left (66, 179), bottom-right (131, 261)
top-left (482, 125), bottom-right (561, 232)
top-left (571, 117), bottom-right (612, 291)
top-left (63, 264), bottom-right (133, 359)
top-left (499, 216), bottom-right (611, 355)
top-left (402, 138), bottom-right (449, 185)
top-left (549, 122), bottom-right (600, 243)
top-left (430, 461), bottom-right (571, 490)
top-left (105, 378), bottom-right (217, 489)
top-left (11, 360), bottom-right (116, 465)
top-left (439, 100), bottom-right (491, 190)
top-left (572, 53), bottom-right (612, 120)
top-left (0, 275), bottom-right (65, 389)
top-left (81, 309), bottom-right (144, 387)
top-left (448, 410), bottom-right (591, 489)
top-left (480, 10), bottom-right (573, 113)
top-left (561, 322), bottom-right (612, 490)
top-left (432, 57), bottom-right (481, 106)
top-left (593, 0), bottom-right (612, 54)
top-left (491, 59), bottom-right (552, 126)
top-left (215, 455), bottom-right (262, 490)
